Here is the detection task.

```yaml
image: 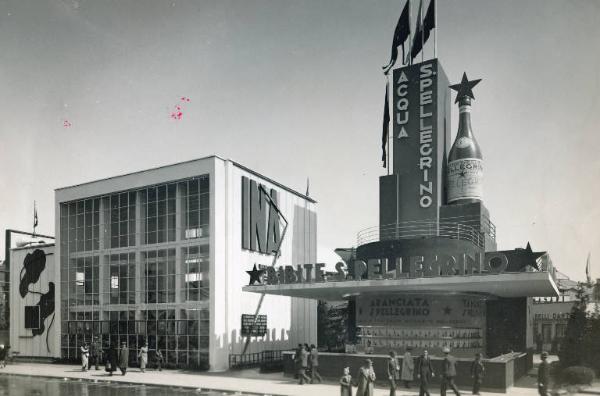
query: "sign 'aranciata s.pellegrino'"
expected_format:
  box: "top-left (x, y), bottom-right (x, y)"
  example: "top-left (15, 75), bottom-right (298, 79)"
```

top-left (251, 250), bottom-right (513, 286)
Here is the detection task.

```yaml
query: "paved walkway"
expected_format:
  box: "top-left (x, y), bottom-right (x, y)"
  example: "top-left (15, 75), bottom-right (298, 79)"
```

top-left (0, 362), bottom-right (588, 395)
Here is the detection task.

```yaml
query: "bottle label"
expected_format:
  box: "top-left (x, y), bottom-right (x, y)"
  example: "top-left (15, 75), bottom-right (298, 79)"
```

top-left (447, 158), bottom-right (483, 202)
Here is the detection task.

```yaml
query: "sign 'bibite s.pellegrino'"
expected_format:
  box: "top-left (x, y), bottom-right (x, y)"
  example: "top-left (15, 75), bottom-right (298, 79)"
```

top-left (447, 73), bottom-right (484, 204)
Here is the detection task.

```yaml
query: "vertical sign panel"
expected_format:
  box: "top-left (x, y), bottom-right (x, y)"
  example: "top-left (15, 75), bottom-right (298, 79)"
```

top-left (391, 59), bottom-right (450, 223)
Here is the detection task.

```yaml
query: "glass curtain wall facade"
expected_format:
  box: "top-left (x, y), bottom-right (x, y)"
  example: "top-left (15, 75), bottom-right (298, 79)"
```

top-left (60, 176), bottom-right (210, 369)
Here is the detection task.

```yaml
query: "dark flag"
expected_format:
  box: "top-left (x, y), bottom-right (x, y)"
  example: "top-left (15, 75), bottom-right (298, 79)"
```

top-left (382, 81), bottom-right (390, 167)
top-left (423, 0), bottom-right (435, 44)
top-left (382, 1), bottom-right (410, 74)
top-left (34, 201), bottom-right (38, 228)
top-left (411, 0), bottom-right (424, 60)
top-left (411, 0), bottom-right (435, 60)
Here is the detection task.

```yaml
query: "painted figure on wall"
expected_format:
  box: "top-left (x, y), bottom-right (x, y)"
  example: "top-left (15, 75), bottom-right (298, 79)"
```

top-left (19, 249), bottom-right (56, 352)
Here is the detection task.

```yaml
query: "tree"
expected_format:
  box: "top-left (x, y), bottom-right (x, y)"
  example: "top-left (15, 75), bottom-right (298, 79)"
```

top-left (558, 283), bottom-right (589, 368)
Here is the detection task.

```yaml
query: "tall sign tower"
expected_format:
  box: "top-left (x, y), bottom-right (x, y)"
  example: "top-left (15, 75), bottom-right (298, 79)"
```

top-left (380, 59), bottom-right (451, 227)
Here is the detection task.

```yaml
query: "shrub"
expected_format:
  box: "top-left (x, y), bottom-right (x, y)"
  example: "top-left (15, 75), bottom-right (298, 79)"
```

top-left (560, 366), bottom-right (595, 385)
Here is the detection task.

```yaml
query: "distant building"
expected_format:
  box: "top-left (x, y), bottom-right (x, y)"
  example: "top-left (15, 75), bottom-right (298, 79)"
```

top-left (531, 271), bottom-right (599, 353)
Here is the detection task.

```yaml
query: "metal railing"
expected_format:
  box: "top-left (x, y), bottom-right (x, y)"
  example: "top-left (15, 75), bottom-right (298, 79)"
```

top-left (356, 217), bottom-right (495, 249)
top-left (228, 349), bottom-right (284, 369)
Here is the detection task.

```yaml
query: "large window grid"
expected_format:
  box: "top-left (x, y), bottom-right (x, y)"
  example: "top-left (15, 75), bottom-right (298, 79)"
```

top-left (60, 174), bottom-right (211, 370)
top-left (61, 308), bottom-right (209, 369)
top-left (182, 245), bottom-right (210, 302)
top-left (142, 249), bottom-right (176, 303)
top-left (106, 253), bottom-right (136, 305)
top-left (141, 184), bottom-right (177, 244)
top-left (101, 192), bottom-right (136, 249)
top-left (68, 256), bottom-right (99, 306)
top-left (61, 199), bottom-right (100, 254)
top-left (180, 177), bottom-right (209, 240)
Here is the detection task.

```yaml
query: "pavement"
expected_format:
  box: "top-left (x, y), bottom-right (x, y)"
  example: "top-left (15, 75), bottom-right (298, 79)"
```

top-left (0, 361), bottom-right (596, 395)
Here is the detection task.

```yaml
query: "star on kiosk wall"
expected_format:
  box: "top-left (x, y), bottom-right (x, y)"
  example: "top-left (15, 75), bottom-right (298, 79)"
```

top-left (246, 264), bottom-right (265, 286)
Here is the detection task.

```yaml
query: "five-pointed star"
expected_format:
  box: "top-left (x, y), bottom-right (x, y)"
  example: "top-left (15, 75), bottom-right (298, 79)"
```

top-left (523, 242), bottom-right (546, 270)
top-left (449, 72), bottom-right (482, 103)
top-left (458, 171), bottom-right (467, 178)
top-left (246, 264), bottom-right (265, 286)
top-left (443, 306), bottom-right (452, 315)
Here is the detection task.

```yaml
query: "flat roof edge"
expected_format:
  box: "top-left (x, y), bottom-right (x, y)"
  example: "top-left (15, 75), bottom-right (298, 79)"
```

top-left (54, 155), bottom-right (317, 204)
top-left (55, 155), bottom-right (226, 191)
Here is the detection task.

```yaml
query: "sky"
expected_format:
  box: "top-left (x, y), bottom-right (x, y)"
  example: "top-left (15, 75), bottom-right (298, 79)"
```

top-left (0, 0), bottom-right (599, 282)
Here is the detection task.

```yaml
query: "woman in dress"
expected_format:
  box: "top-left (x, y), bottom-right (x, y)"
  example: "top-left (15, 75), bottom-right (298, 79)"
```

top-left (401, 347), bottom-right (415, 388)
top-left (340, 366), bottom-right (353, 396)
top-left (80, 343), bottom-right (89, 372)
top-left (138, 342), bottom-right (148, 373)
top-left (356, 359), bottom-right (376, 396)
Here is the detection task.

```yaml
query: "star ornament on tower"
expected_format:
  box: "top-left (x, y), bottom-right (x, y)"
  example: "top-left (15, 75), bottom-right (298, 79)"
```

top-left (246, 264), bottom-right (265, 286)
top-left (449, 72), bottom-right (482, 103)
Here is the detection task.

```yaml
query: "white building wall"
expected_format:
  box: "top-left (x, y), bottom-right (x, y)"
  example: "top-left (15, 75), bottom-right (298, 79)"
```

top-left (209, 158), bottom-right (317, 371)
top-left (53, 155), bottom-right (316, 371)
top-left (9, 245), bottom-right (60, 358)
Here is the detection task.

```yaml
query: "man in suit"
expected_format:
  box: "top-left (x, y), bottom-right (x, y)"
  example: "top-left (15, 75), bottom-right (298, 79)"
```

top-left (387, 351), bottom-right (400, 396)
top-left (417, 349), bottom-right (434, 396)
top-left (538, 351), bottom-right (550, 396)
top-left (441, 347), bottom-right (461, 396)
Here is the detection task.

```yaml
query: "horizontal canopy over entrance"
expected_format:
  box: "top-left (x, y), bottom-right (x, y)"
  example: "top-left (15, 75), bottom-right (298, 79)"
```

top-left (242, 272), bottom-right (559, 300)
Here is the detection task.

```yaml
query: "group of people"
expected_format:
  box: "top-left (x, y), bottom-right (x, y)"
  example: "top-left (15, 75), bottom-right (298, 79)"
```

top-left (80, 337), bottom-right (164, 376)
top-left (338, 348), bottom-right (485, 396)
top-left (293, 343), bottom-right (323, 385)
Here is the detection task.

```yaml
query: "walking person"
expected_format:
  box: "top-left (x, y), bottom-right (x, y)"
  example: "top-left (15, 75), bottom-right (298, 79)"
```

top-left (470, 353), bottom-right (485, 395)
top-left (0, 345), bottom-right (7, 368)
top-left (138, 342), bottom-right (148, 372)
top-left (89, 336), bottom-right (101, 370)
top-left (417, 350), bottom-right (434, 396)
top-left (356, 359), bottom-right (376, 396)
top-left (118, 342), bottom-right (129, 376)
top-left (309, 344), bottom-right (322, 383)
top-left (387, 351), bottom-right (400, 396)
top-left (295, 344), bottom-right (310, 385)
top-left (340, 366), bottom-right (353, 396)
top-left (155, 349), bottom-right (164, 371)
top-left (538, 351), bottom-right (550, 396)
top-left (401, 347), bottom-right (415, 388)
top-left (80, 343), bottom-right (89, 371)
top-left (441, 347), bottom-right (461, 396)
top-left (105, 343), bottom-right (118, 376)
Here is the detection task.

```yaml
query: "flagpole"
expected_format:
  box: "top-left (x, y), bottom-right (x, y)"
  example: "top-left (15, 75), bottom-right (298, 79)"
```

top-left (386, 74), bottom-right (391, 175)
top-left (434, 0), bottom-right (437, 59)
top-left (421, 0), bottom-right (425, 63)
top-left (33, 200), bottom-right (36, 237)
top-left (408, 0), bottom-right (412, 66)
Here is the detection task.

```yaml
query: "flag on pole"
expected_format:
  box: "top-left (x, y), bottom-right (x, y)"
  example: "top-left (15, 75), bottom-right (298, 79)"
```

top-left (423, 0), bottom-right (435, 44)
top-left (586, 252), bottom-right (592, 284)
top-left (34, 201), bottom-right (38, 228)
top-left (410, 0), bottom-right (424, 60)
top-left (382, 0), bottom-right (411, 74)
top-left (305, 178), bottom-right (310, 197)
top-left (411, 0), bottom-right (435, 60)
top-left (382, 81), bottom-right (390, 167)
